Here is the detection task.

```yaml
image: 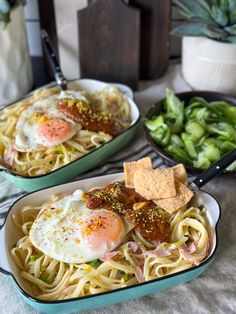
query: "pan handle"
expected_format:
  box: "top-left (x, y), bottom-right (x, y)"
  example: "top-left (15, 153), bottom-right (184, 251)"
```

top-left (41, 29), bottom-right (67, 90)
top-left (190, 149), bottom-right (236, 191)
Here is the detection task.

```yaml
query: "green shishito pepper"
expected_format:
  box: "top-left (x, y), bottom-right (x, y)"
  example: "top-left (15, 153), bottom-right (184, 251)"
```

top-left (145, 89), bottom-right (236, 170)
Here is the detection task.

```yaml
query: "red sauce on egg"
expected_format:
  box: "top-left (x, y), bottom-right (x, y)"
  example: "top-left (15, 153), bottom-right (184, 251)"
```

top-left (84, 182), bottom-right (170, 243)
top-left (56, 99), bottom-right (125, 136)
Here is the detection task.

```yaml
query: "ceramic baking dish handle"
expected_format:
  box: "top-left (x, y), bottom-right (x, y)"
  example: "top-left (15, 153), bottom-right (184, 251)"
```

top-left (0, 225), bottom-right (11, 273)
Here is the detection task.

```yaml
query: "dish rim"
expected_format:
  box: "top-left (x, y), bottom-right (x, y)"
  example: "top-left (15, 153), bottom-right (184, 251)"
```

top-left (0, 79), bottom-right (141, 179)
top-left (0, 174), bottom-right (221, 304)
top-left (144, 90), bottom-right (236, 175)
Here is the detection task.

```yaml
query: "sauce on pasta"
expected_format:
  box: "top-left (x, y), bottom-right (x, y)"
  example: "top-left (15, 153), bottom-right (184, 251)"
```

top-left (57, 99), bottom-right (125, 136)
top-left (84, 182), bottom-right (170, 242)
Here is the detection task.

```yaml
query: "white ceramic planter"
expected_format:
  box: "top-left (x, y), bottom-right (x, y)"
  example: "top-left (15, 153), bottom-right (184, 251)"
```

top-left (182, 36), bottom-right (236, 96)
top-left (0, 6), bottom-right (33, 106)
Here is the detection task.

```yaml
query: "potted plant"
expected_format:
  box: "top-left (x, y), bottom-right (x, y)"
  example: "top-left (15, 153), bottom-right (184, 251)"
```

top-left (0, 0), bottom-right (33, 106)
top-left (171, 0), bottom-right (236, 96)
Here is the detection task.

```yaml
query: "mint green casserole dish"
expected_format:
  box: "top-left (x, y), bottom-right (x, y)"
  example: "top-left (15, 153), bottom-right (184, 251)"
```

top-left (0, 79), bottom-right (140, 191)
top-left (0, 173), bottom-right (220, 314)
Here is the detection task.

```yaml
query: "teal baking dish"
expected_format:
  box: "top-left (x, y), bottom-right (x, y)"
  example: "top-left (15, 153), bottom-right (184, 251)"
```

top-left (0, 79), bottom-right (140, 191)
top-left (0, 173), bottom-right (220, 314)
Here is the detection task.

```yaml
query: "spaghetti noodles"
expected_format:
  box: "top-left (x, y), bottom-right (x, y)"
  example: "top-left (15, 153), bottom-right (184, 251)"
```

top-left (0, 86), bottom-right (131, 176)
top-left (11, 188), bottom-right (209, 301)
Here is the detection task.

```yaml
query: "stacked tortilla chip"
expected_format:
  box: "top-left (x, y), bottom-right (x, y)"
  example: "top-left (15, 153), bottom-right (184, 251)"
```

top-left (123, 157), bottom-right (193, 214)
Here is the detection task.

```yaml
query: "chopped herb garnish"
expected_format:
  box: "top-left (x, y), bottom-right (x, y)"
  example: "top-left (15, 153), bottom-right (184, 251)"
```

top-left (39, 273), bottom-right (49, 284)
top-left (120, 271), bottom-right (129, 282)
top-left (90, 259), bottom-right (102, 269)
top-left (30, 255), bottom-right (40, 262)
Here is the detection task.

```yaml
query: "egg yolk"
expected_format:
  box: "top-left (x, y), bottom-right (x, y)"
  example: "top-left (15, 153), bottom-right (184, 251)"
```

top-left (37, 118), bottom-right (74, 145)
top-left (82, 212), bottom-right (125, 251)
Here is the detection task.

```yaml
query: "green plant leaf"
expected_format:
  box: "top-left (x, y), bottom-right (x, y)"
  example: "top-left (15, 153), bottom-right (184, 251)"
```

top-left (228, 0), bottom-right (236, 11)
top-left (203, 24), bottom-right (228, 39)
top-left (178, 8), bottom-right (194, 20)
top-left (0, 0), bottom-right (26, 26)
top-left (0, 11), bottom-right (4, 21)
top-left (198, 0), bottom-right (212, 13)
top-left (173, 0), bottom-right (214, 21)
top-left (218, 0), bottom-right (228, 13)
top-left (226, 35), bottom-right (236, 43)
top-left (224, 24), bottom-right (236, 35)
top-left (210, 5), bottom-right (228, 26)
top-left (229, 10), bottom-right (236, 25)
top-left (0, 11), bottom-right (10, 27)
top-left (171, 23), bottom-right (205, 37)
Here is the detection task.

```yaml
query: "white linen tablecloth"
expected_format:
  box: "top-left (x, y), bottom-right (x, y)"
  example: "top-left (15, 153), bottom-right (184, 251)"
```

top-left (0, 64), bottom-right (236, 314)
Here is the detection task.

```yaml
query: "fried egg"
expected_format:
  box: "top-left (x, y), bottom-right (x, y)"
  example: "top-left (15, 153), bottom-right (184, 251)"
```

top-left (29, 189), bottom-right (133, 264)
top-left (14, 90), bottom-right (89, 152)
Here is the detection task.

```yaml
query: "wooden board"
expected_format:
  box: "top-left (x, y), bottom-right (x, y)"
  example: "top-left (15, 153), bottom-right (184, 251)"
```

top-left (78, 0), bottom-right (140, 90)
top-left (129, 0), bottom-right (171, 79)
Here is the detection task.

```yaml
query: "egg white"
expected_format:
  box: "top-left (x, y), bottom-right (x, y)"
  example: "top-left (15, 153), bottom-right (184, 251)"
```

top-left (29, 189), bottom-right (133, 264)
top-left (58, 90), bottom-right (89, 103)
top-left (14, 90), bottom-right (88, 152)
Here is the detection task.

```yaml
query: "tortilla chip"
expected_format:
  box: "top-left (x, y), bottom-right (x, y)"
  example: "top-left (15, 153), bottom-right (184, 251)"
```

top-left (124, 157), bottom-right (152, 188)
top-left (133, 168), bottom-right (176, 200)
top-left (172, 164), bottom-right (188, 186)
top-left (154, 180), bottom-right (193, 214)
